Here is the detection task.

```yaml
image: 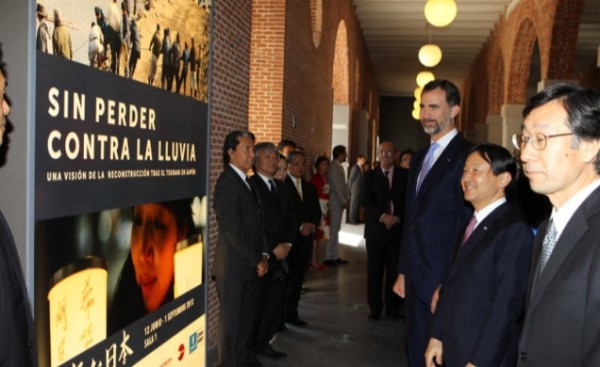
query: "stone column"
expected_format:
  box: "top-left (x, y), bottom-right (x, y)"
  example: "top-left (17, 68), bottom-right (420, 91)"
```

top-left (501, 104), bottom-right (525, 150)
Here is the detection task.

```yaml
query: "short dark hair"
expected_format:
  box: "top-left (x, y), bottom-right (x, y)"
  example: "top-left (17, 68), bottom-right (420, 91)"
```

top-left (423, 79), bottom-right (461, 107)
top-left (332, 145), bottom-right (346, 159)
top-left (222, 130), bottom-right (255, 165)
top-left (255, 142), bottom-right (276, 155)
top-left (277, 139), bottom-right (296, 153)
top-left (399, 149), bottom-right (414, 160)
top-left (468, 143), bottom-right (517, 187)
top-left (315, 156), bottom-right (329, 170)
top-left (287, 150), bottom-right (305, 164)
top-left (356, 154), bottom-right (366, 160)
top-left (523, 83), bottom-right (600, 173)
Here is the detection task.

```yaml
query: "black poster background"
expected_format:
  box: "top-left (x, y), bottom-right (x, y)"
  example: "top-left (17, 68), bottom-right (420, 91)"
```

top-left (35, 53), bottom-right (205, 221)
top-left (34, 50), bottom-right (208, 367)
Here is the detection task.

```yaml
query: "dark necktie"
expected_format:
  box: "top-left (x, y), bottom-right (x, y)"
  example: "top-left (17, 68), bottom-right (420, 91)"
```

top-left (384, 170), bottom-right (393, 214)
top-left (538, 218), bottom-right (557, 275)
top-left (246, 177), bottom-right (260, 208)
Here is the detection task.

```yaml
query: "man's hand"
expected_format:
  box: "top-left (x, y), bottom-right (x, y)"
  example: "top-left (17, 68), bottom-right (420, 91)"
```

top-left (425, 338), bottom-right (443, 367)
top-left (300, 223), bottom-right (315, 237)
top-left (382, 214), bottom-right (400, 229)
top-left (466, 363), bottom-right (477, 367)
top-left (393, 274), bottom-right (405, 298)
top-left (272, 243), bottom-right (291, 260)
top-left (257, 255), bottom-right (269, 277)
top-left (430, 284), bottom-right (441, 314)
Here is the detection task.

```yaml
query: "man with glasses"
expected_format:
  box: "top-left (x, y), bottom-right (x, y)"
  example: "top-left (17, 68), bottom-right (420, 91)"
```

top-left (361, 141), bottom-right (407, 321)
top-left (514, 83), bottom-right (600, 366)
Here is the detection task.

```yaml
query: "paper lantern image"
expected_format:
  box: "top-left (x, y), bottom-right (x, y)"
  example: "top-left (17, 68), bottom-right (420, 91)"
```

top-left (174, 234), bottom-right (204, 297)
top-left (48, 256), bottom-right (108, 367)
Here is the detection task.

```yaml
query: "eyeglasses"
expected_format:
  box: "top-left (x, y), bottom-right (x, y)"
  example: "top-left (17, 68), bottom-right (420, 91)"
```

top-left (512, 132), bottom-right (574, 151)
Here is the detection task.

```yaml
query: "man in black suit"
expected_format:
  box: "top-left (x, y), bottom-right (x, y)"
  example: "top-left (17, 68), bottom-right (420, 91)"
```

top-left (393, 79), bottom-right (473, 367)
top-left (515, 84), bottom-right (600, 366)
top-left (425, 144), bottom-right (533, 367)
top-left (213, 130), bottom-right (269, 367)
top-left (249, 142), bottom-right (294, 359)
top-left (0, 51), bottom-right (37, 367)
top-left (283, 150), bottom-right (321, 327)
top-left (360, 141), bottom-right (407, 321)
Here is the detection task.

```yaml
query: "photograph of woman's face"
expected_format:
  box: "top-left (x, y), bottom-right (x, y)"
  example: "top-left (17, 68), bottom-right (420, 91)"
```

top-left (131, 203), bottom-right (181, 312)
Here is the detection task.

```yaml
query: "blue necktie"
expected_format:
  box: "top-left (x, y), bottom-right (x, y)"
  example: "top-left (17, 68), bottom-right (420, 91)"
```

top-left (417, 142), bottom-right (439, 192)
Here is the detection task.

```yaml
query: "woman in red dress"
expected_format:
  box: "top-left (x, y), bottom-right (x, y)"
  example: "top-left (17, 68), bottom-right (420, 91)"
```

top-left (309, 156), bottom-right (330, 270)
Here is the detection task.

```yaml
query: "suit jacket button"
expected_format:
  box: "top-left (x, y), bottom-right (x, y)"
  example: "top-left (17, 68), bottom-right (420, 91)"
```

top-left (519, 352), bottom-right (527, 361)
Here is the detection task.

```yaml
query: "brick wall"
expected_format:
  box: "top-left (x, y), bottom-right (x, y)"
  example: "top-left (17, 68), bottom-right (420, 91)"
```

top-left (460, 0), bottom-right (589, 128)
top-left (207, 0), bottom-right (253, 349)
top-left (208, 0), bottom-right (379, 351)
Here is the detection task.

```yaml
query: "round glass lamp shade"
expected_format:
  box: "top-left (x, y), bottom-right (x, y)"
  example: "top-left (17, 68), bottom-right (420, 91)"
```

top-left (414, 86), bottom-right (423, 99)
top-left (418, 44), bottom-right (443, 67)
top-left (412, 108), bottom-right (421, 120)
top-left (425, 0), bottom-right (457, 27)
top-left (413, 100), bottom-right (421, 110)
top-left (416, 71), bottom-right (435, 87)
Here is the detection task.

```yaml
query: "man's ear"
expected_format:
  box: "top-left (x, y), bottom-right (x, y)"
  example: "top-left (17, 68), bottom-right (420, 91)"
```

top-left (497, 172), bottom-right (512, 189)
top-left (450, 104), bottom-right (460, 119)
top-left (580, 139), bottom-right (600, 164)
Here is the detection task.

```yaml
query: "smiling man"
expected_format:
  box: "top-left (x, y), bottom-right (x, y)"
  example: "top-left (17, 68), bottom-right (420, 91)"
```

top-left (425, 144), bottom-right (533, 367)
top-left (515, 83), bottom-right (600, 366)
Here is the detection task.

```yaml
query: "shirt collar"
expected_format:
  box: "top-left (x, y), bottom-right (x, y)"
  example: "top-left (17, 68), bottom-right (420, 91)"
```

top-left (551, 178), bottom-right (600, 238)
top-left (473, 197), bottom-right (506, 228)
top-left (431, 128), bottom-right (458, 152)
top-left (229, 163), bottom-right (248, 182)
top-left (256, 172), bottom-right (272, 187)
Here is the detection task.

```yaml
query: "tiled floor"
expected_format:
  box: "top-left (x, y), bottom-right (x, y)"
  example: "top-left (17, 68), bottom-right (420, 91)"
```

top-left (261, 222), bottom-right (409, 367)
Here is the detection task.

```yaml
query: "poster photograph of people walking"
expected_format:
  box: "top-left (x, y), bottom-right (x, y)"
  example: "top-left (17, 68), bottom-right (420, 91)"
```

top-left (33, 0), bottom-right (211, 366)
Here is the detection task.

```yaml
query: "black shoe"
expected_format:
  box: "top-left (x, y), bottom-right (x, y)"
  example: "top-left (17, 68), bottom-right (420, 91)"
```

top-left (247, 355), bottom-right (263, 367)
top-left (257, 345), bottom-right (287, 359)
top-left (276, 323), bottom-right (288, 332)
top-left (368, 312), bottom-right (381, 321)
top-left (323, 259), bottom-right (338, 266)
top-left (285, 316), bottom-right (308, 327)
top-left (335, 257), bottom-right (349, 265)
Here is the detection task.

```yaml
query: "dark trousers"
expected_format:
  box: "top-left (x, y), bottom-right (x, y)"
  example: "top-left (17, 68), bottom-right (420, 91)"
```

top-left (253, 264), bottom-right (287, 349)
top-left (366, 236), bottom-right (403, 316)
top-left (405, 287), bottom-right (433, 367)
top-left (215, 276), bottom-right (261, 367)
top-left (284, 233), bottom-right (312, 319)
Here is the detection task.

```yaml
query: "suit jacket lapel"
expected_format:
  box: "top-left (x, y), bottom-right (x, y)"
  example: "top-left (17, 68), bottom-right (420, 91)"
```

top-left (525, 187), bottom-right (600, 322)
top-left (447, 203), bottom-right (507, 281)
top-left (417, 135), bottom-right (463, 198)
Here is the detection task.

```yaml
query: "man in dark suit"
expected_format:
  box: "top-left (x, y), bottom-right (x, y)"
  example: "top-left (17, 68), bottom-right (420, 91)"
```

top-left (0, 53), bottom-right (37, 367)
top-left (283, 150), bottom-right (321, 327)
top-left (425, 144), bottom-right (533, 367)
top-left (393, 79), bottom-right (473, 367)
top-left (249, 142), bottom-right (294, 360)
top-left (348, 154), bottom-right (366, 224)
top-left (515, 83), bottom-right (600, 366)
top-left (213, 130), bottom-right (269, 367)
top-left (360, 141), bottom-right (407, 321)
